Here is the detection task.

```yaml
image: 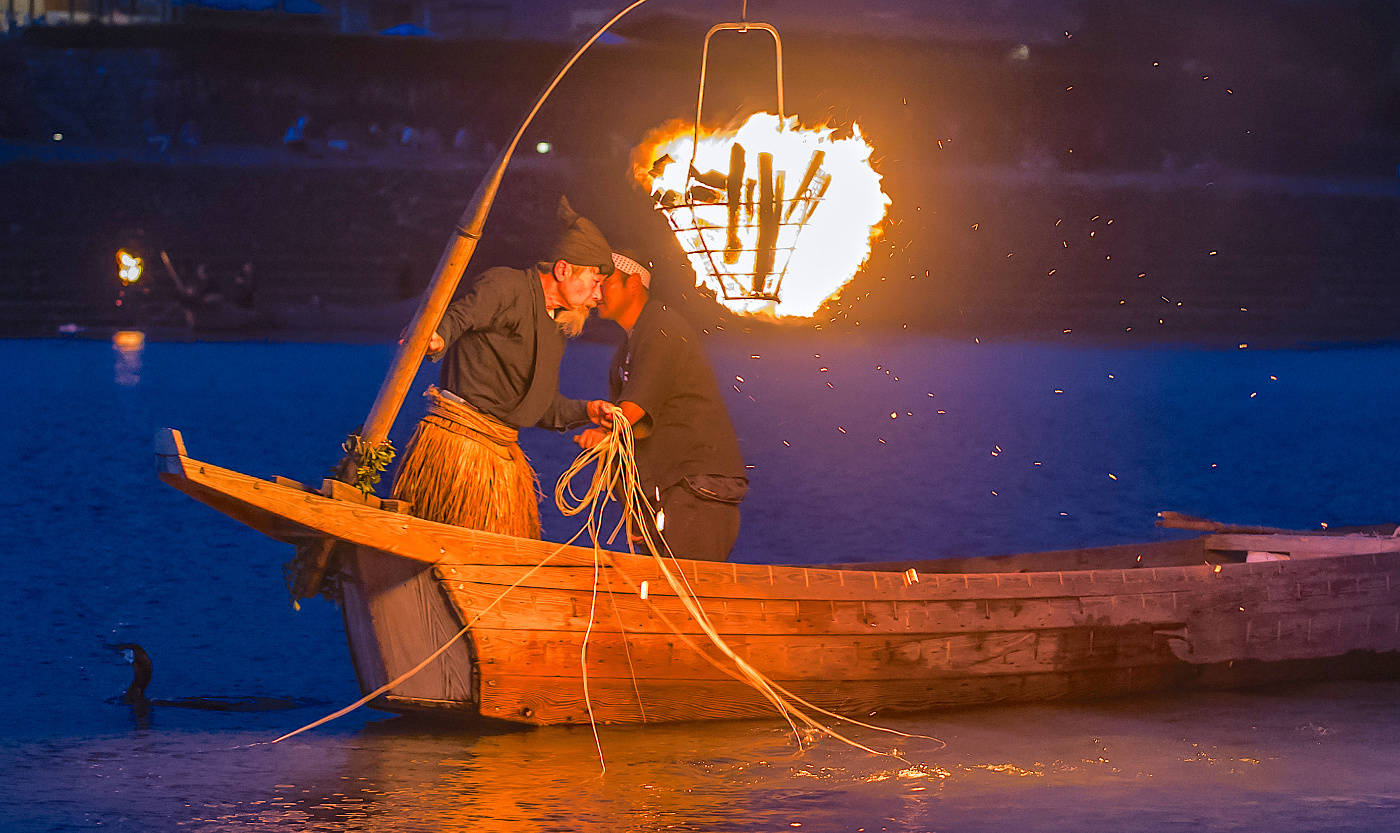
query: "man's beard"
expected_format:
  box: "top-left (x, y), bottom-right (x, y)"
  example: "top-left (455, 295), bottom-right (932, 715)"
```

top-left (554, 305), bottom-right (590, 337)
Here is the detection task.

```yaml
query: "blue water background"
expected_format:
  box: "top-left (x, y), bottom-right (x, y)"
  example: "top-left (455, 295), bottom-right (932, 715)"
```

top-left (3, 333), bottom-right (1399, 831)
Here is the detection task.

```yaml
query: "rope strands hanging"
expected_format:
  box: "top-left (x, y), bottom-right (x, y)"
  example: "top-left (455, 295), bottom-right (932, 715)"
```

top-left (561, 412), bottom-right (944, 759)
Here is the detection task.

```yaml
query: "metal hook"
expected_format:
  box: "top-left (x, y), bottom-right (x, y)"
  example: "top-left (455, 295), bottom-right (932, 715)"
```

top-left (688, 20), bottom-right (785, 170)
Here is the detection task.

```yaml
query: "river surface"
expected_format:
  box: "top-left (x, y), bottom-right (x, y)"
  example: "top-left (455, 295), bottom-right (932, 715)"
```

top-left (4, 333), bottom-right (1399, 832)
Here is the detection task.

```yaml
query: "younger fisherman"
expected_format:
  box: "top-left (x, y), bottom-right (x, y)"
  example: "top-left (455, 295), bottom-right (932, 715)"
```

top-left (575, 251), bottom-right (748, 561)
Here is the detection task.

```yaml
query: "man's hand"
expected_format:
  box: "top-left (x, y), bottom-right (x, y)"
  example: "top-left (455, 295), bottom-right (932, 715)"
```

top-left (586, 399), bottom-right (620, 427)
top-left (573, 427), bottom-right (608, 450)
top-left (397, 330), bottom-right (446, 354)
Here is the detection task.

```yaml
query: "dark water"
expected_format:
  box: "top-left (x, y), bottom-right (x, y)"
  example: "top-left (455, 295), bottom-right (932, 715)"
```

top-left (5, 333), bottom-right (1400, 832)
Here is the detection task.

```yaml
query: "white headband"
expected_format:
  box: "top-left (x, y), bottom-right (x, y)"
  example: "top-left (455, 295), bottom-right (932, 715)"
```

top-left (610, 252), bottom-right (651, 288)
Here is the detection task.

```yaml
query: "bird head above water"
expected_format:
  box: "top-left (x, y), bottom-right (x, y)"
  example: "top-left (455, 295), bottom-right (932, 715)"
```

top-left (110, 643), bottom-right (152, 705)
top-left (106, 643), bottom-right (318, 713)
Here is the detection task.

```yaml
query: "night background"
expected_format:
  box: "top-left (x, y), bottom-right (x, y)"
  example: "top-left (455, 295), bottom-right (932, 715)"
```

top-left (1, 0), bottom-right (1396, 342)
top-left (4, 2), bottom-right (1400, 831)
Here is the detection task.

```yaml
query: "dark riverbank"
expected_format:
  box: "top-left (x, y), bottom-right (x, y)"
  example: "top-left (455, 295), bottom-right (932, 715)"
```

top-left (3, 151), bottom-right (1396, 348)
top-left (2, 13), bottom-right (1397, 346)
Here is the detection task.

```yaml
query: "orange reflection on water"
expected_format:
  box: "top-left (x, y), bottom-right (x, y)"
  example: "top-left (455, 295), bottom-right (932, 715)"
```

top-left (112, 329), bottom-right (145, 386)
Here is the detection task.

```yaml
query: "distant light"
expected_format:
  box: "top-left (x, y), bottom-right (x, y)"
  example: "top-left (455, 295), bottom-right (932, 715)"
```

top-left (535, 141), bottom-right (552, 154)
top-left (1009, 44), bottom-right (1030, 61)
top-left (52, 133), bottom-right (63, 141)
top-left (116, 249), bottom-right (144, 285)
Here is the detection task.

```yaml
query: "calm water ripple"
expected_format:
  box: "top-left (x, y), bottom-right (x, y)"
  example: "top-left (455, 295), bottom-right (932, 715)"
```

top-left (5, 335), bottom-right (1399, 831)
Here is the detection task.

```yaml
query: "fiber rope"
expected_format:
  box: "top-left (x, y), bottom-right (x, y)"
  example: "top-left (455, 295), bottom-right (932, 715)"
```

top-left (554, 410), bottom-right (941, 762)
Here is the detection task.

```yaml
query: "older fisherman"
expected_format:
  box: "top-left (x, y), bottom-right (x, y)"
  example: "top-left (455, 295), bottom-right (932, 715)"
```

top-left (391, 196), bottom-right (616, 537)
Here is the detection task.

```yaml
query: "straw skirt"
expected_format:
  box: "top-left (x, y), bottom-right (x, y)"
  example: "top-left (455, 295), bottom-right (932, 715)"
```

top-left (390, 387), bottom-right (541, 538)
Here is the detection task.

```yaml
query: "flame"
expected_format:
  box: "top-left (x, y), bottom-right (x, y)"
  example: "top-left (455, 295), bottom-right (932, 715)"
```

top-left (633, 113), bottom-right (889, 318)
top-left (116, 249), bottom-right (143, 285)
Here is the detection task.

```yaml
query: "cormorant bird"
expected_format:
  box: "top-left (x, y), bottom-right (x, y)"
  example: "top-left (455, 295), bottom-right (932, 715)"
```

top-left (111, 643), bottom-right (317, 712)
top-left (115, 643), bottom-right (155, 706)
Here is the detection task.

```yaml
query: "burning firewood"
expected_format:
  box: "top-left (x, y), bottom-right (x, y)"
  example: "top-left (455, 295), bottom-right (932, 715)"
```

top-left (784, 149), bottom-right (826, 223)
top-left (787, 171), bottom-right (831, 228)
top-left (724, 143), bottom-right (746, 264)
top-left (754, 152), bottom-right (778, 292)
top-left (690, 165), bottom-right (728, 191)
top-left (636, 112), bottom-right (889, 317)
top-left (688, 185), bottom-right (724, 204)
top-left (649, 154), bottom-right (675, 179)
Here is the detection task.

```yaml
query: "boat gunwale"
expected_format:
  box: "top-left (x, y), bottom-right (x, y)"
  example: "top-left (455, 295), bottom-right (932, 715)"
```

top-left (157, 434), bottom-right (1400, 594)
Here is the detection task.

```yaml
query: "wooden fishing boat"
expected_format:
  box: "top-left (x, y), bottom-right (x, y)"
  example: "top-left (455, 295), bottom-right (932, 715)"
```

top-left (156, 428), bottom-right (1400, 726)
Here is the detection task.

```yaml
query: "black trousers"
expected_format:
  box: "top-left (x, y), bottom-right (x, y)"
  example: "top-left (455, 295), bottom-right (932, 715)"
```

top-left (640, 483), bottom-right (740, 562)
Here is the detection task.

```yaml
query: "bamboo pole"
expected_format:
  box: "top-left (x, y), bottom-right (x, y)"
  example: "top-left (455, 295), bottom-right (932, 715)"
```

top-left (334, 0), bottom-right (656, 482)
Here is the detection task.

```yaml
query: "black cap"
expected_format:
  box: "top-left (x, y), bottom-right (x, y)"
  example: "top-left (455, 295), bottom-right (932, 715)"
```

top-left (545, 196), bottom-right (613, 274)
